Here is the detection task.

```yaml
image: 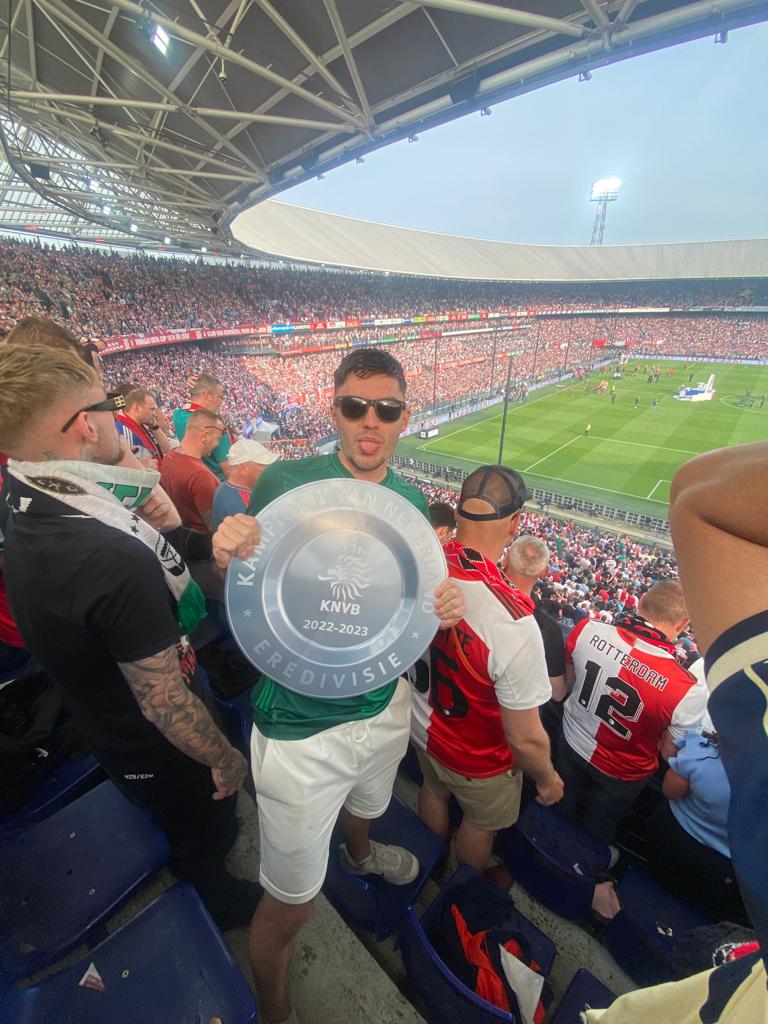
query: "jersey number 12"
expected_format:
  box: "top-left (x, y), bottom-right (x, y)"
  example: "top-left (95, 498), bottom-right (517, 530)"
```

top-left (577, 659), bottom-right (644, 740)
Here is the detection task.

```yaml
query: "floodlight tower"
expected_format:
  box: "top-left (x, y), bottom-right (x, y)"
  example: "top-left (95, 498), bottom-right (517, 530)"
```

top-left (589, 177), bottom-right (622, 245)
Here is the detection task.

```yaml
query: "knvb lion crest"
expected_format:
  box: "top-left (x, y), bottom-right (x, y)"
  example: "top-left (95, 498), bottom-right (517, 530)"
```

top-left (318, 546), bottom-right (372, 603)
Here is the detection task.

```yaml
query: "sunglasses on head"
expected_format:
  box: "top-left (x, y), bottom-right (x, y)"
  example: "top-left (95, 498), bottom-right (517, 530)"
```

top-left (60, 392), bottom-right (125, 433)
top-left (333, 395), bottom-right (406, 423)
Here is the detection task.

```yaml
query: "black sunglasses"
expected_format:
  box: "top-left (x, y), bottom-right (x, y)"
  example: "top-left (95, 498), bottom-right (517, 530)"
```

top-left (60, 392), bottom-right (125, 433)
top-left (333, 395), bottom-right (406, 424)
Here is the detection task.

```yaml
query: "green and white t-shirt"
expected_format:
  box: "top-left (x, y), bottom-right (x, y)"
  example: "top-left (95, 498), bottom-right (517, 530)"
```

top-left (246, 453), bottom-right (429, 740)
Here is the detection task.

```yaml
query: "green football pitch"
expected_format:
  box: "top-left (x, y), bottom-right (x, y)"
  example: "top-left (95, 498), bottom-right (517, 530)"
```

top-left (398, 360), bottom-right (768, 519)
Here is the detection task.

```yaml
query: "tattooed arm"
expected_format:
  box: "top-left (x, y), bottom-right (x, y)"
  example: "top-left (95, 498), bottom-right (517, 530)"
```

top-left (119, 645), bottom-right (247, 800)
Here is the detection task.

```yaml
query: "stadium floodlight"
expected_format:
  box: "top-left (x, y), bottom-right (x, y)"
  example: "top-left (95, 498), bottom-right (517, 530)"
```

top-left (102, 204), bottom-right (111, 215)
top-left (129, 222), bottom-right (138, 233)
top-left (164, 236), bottom-right (171, 244)
top-left (590, 177), bottom-right (622, 201)
top-left (201, 246), bottom-right (207, 253)
top-left (589, 177), bottom-right (622, 245)
top-left (152, 25), bottom-right (170, 56)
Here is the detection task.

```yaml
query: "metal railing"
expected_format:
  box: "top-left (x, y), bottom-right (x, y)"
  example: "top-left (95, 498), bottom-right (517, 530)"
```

top-left (392, 455), bottom-right (671, 539)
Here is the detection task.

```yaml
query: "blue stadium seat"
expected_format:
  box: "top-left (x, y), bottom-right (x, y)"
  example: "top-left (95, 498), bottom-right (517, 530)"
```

top-left (0, 754), bottom-right (105, 833)
top-left (495, 801), bottom-right (611, 922)
top-left (436, 865), bottom-right (556, 973)
top-left (0, 780), bottom-right (170, 982)
top-left (401, 909), bottom-right (514, 1024)
top-left (0, 883), bottom-right (257, 1024)
top-left (549, 969), bottom-right (615, 1023)
top-left (602, 864), bottom-right (711, 986)
top-left (323, 794), bottom-right (445, 940)
top-left (400, 866), bottom-right (556, 1024)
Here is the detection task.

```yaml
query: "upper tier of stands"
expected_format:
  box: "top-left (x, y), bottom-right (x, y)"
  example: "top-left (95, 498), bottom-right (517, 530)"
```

top-left (1, 237), bottom-right (767, 343)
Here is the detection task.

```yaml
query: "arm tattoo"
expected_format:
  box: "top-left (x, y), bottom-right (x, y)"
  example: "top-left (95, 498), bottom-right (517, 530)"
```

top-left (119, 645), bottom-right (233, 769)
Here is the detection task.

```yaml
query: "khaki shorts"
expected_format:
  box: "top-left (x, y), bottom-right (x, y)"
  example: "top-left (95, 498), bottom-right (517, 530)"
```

top-left (417, 747), bottom-right (522, 832)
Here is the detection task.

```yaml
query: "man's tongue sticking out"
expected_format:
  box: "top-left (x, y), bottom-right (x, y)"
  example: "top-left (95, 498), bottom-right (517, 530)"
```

top-left (358, 435), bottom-right (382, 456)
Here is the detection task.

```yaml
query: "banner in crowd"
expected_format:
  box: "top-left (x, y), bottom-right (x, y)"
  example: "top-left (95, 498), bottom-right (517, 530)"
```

top-left (96, 308), bottom-right (572, 356)
top-left (100, 305), bottom-right (748, 357)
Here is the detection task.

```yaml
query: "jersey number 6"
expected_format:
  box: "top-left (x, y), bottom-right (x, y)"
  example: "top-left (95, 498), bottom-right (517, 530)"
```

top-left (578, 659), bottom-right (644, 740)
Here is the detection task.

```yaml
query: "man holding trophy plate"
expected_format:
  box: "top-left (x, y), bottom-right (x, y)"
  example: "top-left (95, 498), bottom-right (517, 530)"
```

top-left (212, 348), bottom-right (466, 1024)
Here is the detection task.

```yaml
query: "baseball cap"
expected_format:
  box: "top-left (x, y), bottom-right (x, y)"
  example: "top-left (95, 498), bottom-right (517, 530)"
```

top-left (228, 439), bottom-right (280, 467)
top-left (456, 465), bottom-right (530, 522)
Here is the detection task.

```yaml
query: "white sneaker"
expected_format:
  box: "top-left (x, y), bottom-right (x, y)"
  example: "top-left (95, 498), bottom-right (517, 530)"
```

top-left (339, 840), bottom-right (420, 885)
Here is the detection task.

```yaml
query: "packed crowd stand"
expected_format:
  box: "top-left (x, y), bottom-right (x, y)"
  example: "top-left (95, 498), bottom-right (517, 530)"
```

top-left (99, 311), bottom-right (768, 445)
top-left (101, 330), bottom-right (589, 440)
top-left (536, 312), bottom-right (768, 360)
top-left (0, 315), bottom-right (764, 1024)
top-left (2, 236), bottom-right (768, 340)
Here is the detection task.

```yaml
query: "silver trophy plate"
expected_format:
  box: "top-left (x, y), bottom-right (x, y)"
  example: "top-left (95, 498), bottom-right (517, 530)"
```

top-left (225, 477), bottom-right (447, 698)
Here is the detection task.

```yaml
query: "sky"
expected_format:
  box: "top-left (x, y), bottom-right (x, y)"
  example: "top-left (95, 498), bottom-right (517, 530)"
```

top-left (282, 21), bottom-right (768, 247)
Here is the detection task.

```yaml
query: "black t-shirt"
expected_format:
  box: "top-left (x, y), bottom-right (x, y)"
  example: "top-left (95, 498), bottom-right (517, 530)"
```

top-left (4, 487), bottom-right (182, 763)
top-left (533, 601), bottom-right (566, 680)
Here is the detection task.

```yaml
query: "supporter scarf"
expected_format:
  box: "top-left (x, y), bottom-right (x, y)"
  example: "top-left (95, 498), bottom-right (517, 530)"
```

top-left (614, 613), bottom-right (676, 654)
top-left (444, 539), bottom-right (535, 616)
top-left (115, 412), bottom-right (162, 465)
top-left (7, 459), bottom-right (206, 635)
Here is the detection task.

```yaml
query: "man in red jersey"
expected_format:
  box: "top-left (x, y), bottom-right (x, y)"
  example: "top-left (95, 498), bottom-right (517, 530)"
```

top-left (412, 465), bottom-right (563, 871)
top-left (558, 580), bottom-right (707, 844)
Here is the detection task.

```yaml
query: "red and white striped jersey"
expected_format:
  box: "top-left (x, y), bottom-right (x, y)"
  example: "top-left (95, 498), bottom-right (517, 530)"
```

top-left (410, 541), bottom-right (551, 778)
top-left (563, 616), bottom-right (707, 781)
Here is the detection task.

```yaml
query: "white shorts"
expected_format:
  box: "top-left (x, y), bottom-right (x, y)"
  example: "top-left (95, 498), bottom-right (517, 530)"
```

top-left (250, 677), bottom-right (411, 905)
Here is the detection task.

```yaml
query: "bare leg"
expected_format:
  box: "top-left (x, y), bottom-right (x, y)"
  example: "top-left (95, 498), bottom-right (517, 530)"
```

top-left (339, 807), bottom-right (372, 862)
top-left (248, 892), bottom-right (313, 1023)
top-left (455, 818), bottom-right (495, 872)
top-left (417, 784), bottom-right (451, 840)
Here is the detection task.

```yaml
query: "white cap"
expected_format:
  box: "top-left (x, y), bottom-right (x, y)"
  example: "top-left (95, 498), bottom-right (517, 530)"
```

top-left (228, 439), bottom-right (280, 467)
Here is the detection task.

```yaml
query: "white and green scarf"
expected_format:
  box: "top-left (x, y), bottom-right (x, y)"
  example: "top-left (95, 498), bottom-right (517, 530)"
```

top-left (8, 459), bottom-right (206, 635)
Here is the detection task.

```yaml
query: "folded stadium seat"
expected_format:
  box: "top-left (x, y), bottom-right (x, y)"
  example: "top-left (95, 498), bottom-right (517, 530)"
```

top-left (601, 864), bottom-right (711, 987)
top-left (400, 865), bottom-right (556, 1024)
top-left (323, 794), bottom-right (445, 940)
top-left (548, 968), bottom-right (615, 1023)
top-left (495, 801), bottom-right (611, 922)
top-left (0, 882), bottom-right (257, 1024)
top-left (0, 753), bottom-right (105, 834)
top-left (0, 779), bottom-right (170, 982)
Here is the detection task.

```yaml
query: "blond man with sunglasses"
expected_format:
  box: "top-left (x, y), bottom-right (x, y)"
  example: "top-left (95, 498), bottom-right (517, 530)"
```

top-left (0, 344), bottom-right (261, 932)
top-left (213, 347), bottom-right (466, 1024)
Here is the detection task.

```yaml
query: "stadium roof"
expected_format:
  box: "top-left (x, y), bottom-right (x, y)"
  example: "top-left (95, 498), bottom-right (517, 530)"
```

top-left (1, 0), bottom-right (767, 254)
top-left (233, 200), bottom-right (768, 281)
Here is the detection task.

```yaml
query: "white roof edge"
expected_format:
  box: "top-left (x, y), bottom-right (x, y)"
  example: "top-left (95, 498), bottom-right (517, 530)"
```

top-left (231, 201), bottom-right (768, 283)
